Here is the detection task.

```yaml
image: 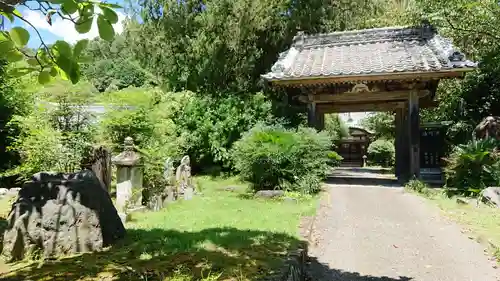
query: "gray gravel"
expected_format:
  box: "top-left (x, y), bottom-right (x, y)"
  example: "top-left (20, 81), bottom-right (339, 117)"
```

top-left (308, 184), bottom-right (500, 281)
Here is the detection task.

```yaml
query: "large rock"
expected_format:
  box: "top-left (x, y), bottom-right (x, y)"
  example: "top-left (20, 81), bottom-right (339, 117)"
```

top-left (255, 190), bottom-right (285, 198)
top-left (1, 170), bottom-right (126, 261)
top-left (479, 187), bottom-right (500, 208)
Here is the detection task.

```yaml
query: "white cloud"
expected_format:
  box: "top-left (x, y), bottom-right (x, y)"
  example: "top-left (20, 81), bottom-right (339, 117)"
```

top-left (23, 9), bottom-right (126, 44)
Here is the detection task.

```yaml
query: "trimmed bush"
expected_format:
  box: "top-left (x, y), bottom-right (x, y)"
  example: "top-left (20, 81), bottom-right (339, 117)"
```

top-left (327, 151), bottom-right (343, 167)
top-left (367, 139), bottom-right (395, 167)
top-left (231, 125), bottom-right (332, 194)
top-left (444, 138), bottom-right (500, 195)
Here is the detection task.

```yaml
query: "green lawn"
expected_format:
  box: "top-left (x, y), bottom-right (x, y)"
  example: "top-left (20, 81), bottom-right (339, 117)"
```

top-left (0, 176), bottom-right (318, 280)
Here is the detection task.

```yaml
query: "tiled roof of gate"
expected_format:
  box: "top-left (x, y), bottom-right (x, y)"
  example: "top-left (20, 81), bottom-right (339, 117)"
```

top-left (262, 24), bottom-right (477, 81)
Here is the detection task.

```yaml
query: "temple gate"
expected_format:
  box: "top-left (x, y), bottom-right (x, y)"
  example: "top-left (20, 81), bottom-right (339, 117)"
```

top-left (262, 22), bottom-right (476, 182)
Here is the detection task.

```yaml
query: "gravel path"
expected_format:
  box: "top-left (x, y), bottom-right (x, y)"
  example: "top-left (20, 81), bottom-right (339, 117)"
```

top-left (308, 184), bottom-right (500, 281)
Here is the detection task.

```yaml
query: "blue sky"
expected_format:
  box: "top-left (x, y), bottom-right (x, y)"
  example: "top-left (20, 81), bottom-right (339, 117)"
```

top-left (4, 0), bottom-right (126, 48)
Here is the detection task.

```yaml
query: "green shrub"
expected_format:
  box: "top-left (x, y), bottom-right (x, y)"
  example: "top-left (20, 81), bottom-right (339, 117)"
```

top-left (444, 138), bottom-right (500, 195)
top-left (367, 139), bottom-right (395, 167)
top-left (231, 124), bottom-right (332, 194)
top-left (405, 179), bottom-right (431, 196)
top-left (327, 151), bottom-right (343, 167)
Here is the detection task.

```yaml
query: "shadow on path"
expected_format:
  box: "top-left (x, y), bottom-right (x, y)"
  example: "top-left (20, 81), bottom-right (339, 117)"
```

top-left (308, 257), bottom-right (414, 281)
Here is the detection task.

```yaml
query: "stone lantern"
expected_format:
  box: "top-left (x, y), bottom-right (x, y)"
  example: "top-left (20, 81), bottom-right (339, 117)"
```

top-left (111, 137), bottom-right (144, 223)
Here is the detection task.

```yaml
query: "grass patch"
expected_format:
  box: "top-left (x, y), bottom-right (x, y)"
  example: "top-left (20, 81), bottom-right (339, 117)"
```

top-left (406, 181), bottom-right (500, 261)
top-left (0, 176), bottom-right (318, 280)
top-left (427, 193), bottom-right (500, 259)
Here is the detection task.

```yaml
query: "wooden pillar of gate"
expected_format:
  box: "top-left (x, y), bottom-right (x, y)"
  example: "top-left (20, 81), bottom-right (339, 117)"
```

top-left (395, 108), bottom-right (403, 179)
top-left (395, 106), bottom-right (411, 182)
top-left (307, 102), bottom-right (325, 131)
top-left (408, 90), bottom-right (420, 179)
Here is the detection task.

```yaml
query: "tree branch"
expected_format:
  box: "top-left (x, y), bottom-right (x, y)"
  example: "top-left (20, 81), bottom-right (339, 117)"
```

top-left (11, 12), bottom-right (56, 62)
top-left (444, 15), bottom-right (500, 41)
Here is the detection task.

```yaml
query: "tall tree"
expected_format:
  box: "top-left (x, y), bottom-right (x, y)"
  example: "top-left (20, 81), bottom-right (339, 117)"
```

top-left (412, 0), bottom-right (500, 144)
top-left (128, 0), bottom-right (414, 95)
top-left (82, 34), bottom-right (155, 91)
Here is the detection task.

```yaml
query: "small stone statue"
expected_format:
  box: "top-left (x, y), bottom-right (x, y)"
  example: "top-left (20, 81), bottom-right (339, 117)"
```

top-left (175, 156), bottom-right (193, 198)
top-left (162, 158), bottom-right (176, 203)
top-left (475, 116), bottom-right (500, 140)
top-left (163, 158), bottom-right (175, 185)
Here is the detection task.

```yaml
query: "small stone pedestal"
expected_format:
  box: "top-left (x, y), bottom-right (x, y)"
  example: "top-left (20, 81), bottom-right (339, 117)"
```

top-left (112, 137), bottom-right (143, 224)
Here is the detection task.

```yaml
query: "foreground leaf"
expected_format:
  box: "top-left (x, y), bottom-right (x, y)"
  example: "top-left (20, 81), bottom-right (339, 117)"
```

top-left (26, 58), bottom-right (39, 66)
top-left (99, 2), bottom-right (122, 8)
top-left (75, 17), bottom-right (94, 34)
top-left (9, 27), bottom-right (30, 47)
top-left (50, 66), bottom-right (58, 77)
top-left (38, 70), bottom-right (52, 84)
top-left (38, 70), bottom-right (51, 85)
top-left (61, 0), bottom-right (78, 14)
top-left (101, 6), bottom-right (118, 24)
top-left (5, 50), bottom-right (24, 62)
top-left (80, 3), bottom-right (95, 17)
top-left (54, 40), bottom-right (73, 58)
top-left (97, 15), bottom-right (115, 41)
top-left (0, 40), bottom-right (14, 54)
top-left (73, 39), bottom-right (89, 58)
top-left (8, 67), bottom-right (37, 77)
top-left (0, 12), bottom-right (14, 22)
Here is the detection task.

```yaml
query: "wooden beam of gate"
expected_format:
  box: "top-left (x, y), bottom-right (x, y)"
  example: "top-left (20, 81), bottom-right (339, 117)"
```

top-left (299, 90), bottom-right (430, 103)
top-left (317, 101), bottom-right (405, 113)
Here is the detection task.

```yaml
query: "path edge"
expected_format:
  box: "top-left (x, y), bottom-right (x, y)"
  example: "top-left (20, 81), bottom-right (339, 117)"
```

top-left (270, 187), bottom-right (329, 281)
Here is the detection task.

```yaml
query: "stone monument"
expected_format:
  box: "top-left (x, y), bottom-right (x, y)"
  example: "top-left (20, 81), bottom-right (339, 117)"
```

top-left (1, 171), bottom-right (125, 261)
top-left (111, 137), bottom-right (144, 223)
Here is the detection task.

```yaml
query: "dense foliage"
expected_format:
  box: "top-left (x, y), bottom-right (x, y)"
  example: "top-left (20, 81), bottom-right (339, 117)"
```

top-left (232, 125), bottom-right (331, 193)
top-left (0, 62), bottom-right (21, 172)
top-left (324, 114), bottom-right (349, 146)
top-left (444, 138), bottom-right (500, 195)
top-left (172, 93), bottom-right (275, 172)
top-left (367, 139), bottom-right (395, 167)
top-left (82, 36), bottom-right (156, 92)
top-left (360, 112), bottom-right (395, 140)
top-left (7, 97), bottom-right (95, 178)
